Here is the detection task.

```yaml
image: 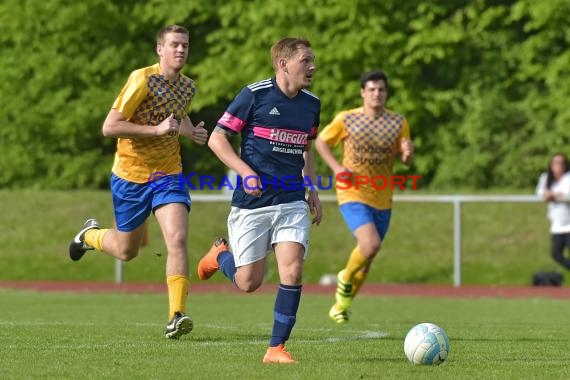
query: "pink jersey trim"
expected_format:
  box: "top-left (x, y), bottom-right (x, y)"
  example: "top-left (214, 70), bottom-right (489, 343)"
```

top-left (218, 112), bottom-right (246, 133)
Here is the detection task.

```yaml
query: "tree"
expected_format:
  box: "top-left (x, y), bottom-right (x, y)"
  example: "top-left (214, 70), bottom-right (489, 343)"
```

top-left (1, 0), bottom-right (568, 190)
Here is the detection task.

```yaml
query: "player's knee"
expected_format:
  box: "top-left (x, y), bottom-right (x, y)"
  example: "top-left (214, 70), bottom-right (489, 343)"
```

top-left (117, 246), bottom-right (139, 261)
top-left (238, 278), bottom-right (263, 293)
top-left (280, 265), bottom-right (303, 285)
top-left (360, 240), bottom-right (381, 258)
top-left (242, 282), bottom-right (262, 293)
top-left (164, 231), bottom-right (187, 251)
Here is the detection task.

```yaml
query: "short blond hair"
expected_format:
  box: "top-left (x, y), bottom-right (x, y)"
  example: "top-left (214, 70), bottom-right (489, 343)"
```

top-left (157, 25), bottom-right (189, 45)
top-left (271, 37), bottom-right (311, 71)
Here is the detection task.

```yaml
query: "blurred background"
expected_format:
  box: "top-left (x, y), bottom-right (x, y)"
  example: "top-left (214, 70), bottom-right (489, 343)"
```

top-left (1, 0), bottom-right (569, 285)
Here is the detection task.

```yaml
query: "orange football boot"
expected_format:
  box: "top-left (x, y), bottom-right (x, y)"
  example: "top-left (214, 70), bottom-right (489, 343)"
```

top-left (197, 238), bottom-right (229, 280)
top-left (262, 344), bottom-right (296, 364)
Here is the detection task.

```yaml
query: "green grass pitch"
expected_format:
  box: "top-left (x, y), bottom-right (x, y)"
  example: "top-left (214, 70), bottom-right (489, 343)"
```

top-left (0, 189), bottom-right (560, 285)
top-left (1, 289), bottom-right (569, 379)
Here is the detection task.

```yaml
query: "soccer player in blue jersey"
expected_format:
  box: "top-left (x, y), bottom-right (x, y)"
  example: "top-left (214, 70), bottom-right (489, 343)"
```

top-left (197, 37), bottom-right (322, 364)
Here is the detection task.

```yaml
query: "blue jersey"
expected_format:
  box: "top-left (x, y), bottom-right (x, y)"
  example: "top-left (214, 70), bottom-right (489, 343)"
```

top-left (217, 77), bottom-right (321, 209)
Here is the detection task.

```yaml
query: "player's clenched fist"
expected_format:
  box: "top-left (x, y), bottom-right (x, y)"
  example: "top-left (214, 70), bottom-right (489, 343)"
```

top-left (401, 138), bottom-right (414, 164)
top-left (155, 113), bottom-right (180, 136)
top-left (190, 121), bottom-right (208, 145)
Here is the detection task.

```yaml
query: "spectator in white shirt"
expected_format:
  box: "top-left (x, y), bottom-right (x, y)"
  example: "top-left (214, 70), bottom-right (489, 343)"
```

top-left (536, 153), bottom-right (570, 270)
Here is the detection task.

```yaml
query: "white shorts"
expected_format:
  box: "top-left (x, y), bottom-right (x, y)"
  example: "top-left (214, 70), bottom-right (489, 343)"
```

top-left (227, 200), bottom-right (310, 267)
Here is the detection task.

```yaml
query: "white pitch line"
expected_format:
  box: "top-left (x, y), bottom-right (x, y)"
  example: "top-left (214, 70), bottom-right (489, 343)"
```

top-left (193, 330), bottom-right (389, 347)
top-left (0, 320), bottom-right (390, 347)
top-left (0, 320), bottom-right (96, 326)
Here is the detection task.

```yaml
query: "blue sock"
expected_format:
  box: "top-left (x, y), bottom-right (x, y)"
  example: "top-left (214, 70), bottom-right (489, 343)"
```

top-left (217, 251), bottom-right (236, 285)
top-left (269, 284), bottom-right (302, 347)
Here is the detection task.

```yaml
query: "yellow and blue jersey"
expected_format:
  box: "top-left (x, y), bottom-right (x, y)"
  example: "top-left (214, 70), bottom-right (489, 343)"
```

top-left (319, 107), bottom-right (411, 210)
top-left (111, 63), bottom-right (196, 183)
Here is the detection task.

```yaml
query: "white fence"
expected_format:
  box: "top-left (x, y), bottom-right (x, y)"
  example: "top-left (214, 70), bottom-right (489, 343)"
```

top-left (113, 194), bottom-right (543, 287)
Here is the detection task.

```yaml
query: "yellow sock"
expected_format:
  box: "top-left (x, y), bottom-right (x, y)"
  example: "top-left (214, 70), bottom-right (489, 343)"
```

top-left (167, 275), bottom-right (189, 320)
top-left (84, 229), bottom-right (109, 251)
top-left (342, 247), bottom-right (370, 283)
top-left (351, 270), bottom-right (369, 297)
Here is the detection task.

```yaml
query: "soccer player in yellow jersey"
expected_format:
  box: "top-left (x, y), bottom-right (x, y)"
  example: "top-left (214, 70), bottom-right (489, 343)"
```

top-left (68, 25), bottom-right (208, 338)
top-left (315, 70), bottom-right (414, 323)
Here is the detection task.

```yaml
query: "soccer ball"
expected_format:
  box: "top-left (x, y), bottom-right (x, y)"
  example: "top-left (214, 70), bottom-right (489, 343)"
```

top-left (404, 322), bottom-right (450, 365)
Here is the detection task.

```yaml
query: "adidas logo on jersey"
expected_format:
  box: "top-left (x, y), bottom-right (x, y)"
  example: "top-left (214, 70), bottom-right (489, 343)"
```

top-left (269, 107), bottom-right (280, 115)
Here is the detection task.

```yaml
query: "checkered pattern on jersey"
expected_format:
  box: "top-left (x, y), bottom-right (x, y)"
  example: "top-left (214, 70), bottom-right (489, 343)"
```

top-left (129, 74), bottom-right (196, 161)
top-left (343, 110), bottom-right (404, 178)
top-left (131, 74), bottom-right (196, 126)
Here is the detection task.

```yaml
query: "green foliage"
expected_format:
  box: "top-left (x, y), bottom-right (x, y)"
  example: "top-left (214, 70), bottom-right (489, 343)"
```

top-left (429, 0), bottom-right (570, 189)
top-left (0, 0), bottom-right (139, 188)
top-left (0, 0), bottom-right (568, 189)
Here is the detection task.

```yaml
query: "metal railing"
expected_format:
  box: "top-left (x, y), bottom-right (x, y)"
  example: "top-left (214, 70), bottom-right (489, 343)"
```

top-left (114, 194), bottom-right (542, 287)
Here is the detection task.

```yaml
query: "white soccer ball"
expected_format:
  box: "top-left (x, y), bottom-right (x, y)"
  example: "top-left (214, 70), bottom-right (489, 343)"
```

top-left (404, 322), bottom-right (450, 365)
top-left (319, 273), bottom-right (337, 286)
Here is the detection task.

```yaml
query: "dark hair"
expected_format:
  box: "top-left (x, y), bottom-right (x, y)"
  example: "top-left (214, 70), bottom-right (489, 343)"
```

top-left (546, 153), bottom-right (570, 188)
top-left (157, 25), bottom-right (189, 45)
top-left (360, 70), bottom-right (389, 89)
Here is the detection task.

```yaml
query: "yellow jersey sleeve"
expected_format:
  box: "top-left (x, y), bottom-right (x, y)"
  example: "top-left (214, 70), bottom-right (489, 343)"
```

top-left (112, 69), bottom-right (149, 120)
top-left (318, 111), bottom-right (348, 147)
top-left (394, 117), bottom-right (411, 153)
top-left (109, 64), bottom-right (196, 183)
